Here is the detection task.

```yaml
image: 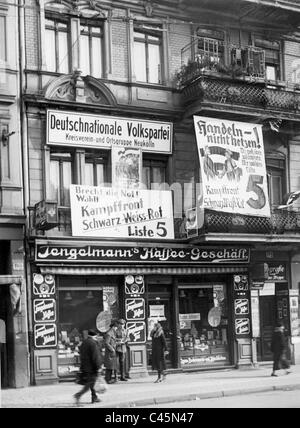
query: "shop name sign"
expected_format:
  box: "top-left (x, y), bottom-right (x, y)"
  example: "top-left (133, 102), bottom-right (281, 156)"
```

top-left (36, 243), bottom-right (250, 264)
top-left (47, 110), bottom-right (172, 154)
top-left (70, 185), bottom-right (174, 240)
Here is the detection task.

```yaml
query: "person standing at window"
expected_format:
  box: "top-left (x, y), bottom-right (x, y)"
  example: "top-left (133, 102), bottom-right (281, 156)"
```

top-left (150, 322), bottom-right (168, 383)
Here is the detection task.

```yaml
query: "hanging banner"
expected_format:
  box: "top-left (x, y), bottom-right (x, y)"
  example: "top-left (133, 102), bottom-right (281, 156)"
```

top-left (193, 116), bottom-right (270, 217)
top-left (112, 147), bottom-right (142, 188)
top-left (70, 185), bottom-right (174, 239)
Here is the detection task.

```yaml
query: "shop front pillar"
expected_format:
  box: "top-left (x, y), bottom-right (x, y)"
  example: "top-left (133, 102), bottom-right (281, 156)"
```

top-left (128, 344), bottom-right (149, 378)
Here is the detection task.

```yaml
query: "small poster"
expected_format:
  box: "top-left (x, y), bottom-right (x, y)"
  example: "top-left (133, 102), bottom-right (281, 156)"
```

top-left (126, 298), bottom-right (145, 320)
top-left (208, 307), bottom-right (221, 327)
top-left (149, 305), bottom-right (165, 320)
top-left (235, 318), bottom-right (251, 335)
top-left (179, 313), bottom-right (201, 321)
top-left (32, 273), bottom-right (56, 296)
top-left (234, 299), bottom-right (249, 315)
top-left (34, 323), bottom-right (57, 348)
top-left (96, 310), bottom-right (112, 333)
top-left (234, 275), bottom-right (249, 291)
top-left (259, 283), bottom-right (275, 296)
top-left (112, 147), bottom-right (142, 188)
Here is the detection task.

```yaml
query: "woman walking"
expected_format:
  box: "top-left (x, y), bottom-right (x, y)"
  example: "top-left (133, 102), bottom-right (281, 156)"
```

top-left (271, 321), bottom-right (291, 377)
top-left (150, 322), bottom-right (168, 383)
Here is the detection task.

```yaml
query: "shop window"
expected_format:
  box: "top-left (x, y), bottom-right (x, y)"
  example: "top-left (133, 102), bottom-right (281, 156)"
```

top-left (133, 25), bottom-right (163, 84)
top-left (142, 158), bottom-right (167, 190)
top-left (178, 284), bottom-right (230, 367)
top-left (0, 16), bottom-right (6, 62)
top-left (49, 152), bottom-right (73, 207)
top-left (266, 154), bottom-right (286, 208)
top-left (45, 17), bottom-right (70, 73)
top-left (84, 151), bottom-right (108, 186)
top-left (80, 20), bottom-right (104, 78)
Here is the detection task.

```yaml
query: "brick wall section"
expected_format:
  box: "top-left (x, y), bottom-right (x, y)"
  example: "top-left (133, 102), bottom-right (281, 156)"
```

top-left (24, 0), bottom-right (39, 69)
top-left (28, 116), bottom-right (43, 205)
top-left (168, 23), bottom-right (191, 84)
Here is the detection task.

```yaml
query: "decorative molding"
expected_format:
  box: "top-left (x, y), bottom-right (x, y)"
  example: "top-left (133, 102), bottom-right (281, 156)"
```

top-left (44, 0), bottom-right (107, 17)
top-left (43, 72), bottom-right (117, 105)
top-left (144, 1), bottom-right (154, 17)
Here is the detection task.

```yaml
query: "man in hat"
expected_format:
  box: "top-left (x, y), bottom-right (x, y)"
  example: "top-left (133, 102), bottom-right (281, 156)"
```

top-left (74, 330), bottom-right (102, 405)
top-left (115, 319), bottom-right (129, 381)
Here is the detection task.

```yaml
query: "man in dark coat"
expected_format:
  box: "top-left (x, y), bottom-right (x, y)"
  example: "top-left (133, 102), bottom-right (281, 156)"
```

top-left (115, 319), bottom-right (129, 381)
top-left (74, 330), bottom-right (102, 405)
top-left (271, 322), bottom-right (291, 377)
top-left (150, 322), bottom-right (168, 383)
top-left (104, 321), bottom-right (117, 384)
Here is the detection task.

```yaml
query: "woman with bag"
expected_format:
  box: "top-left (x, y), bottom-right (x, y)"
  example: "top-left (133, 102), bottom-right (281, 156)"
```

top-left (150, 322), bottom-right (168, 383)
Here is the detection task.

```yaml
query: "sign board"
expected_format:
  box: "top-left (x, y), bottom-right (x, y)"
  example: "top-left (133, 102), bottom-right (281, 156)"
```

top-left (32, 273), bottom-right (56, 297)
top-left (96, 311), bottom-right (112, 333)
top-left (33, 299), bottom-right (56, 323)
top-left (34, 323), bottom-right (57, 348)
top-left (149, 305), bottom-right (165, 320)
top-left (208, 307), bottom-right (221, 327)
top-left (35, 243), bottom-right (250, 264)
top-left (234, 299), bottom-right (249, 315)
top-left (127, 321), bottom-right (146, 343)
top-left (179, 313), bottom-right (201, 321)
top-left (259, 283), bottom-right (275, 296)
top-left (126, 298), bottom-right (145, 320)
top-left (70, 185), bottom-right (175, 239)
top-left (251, 295), bottom-right (260, 338)
top-left (47, 110), bottom-right (173, 154)
top-left (194, 116), bottom-right (270, 217)
top-left (235, 318), bottom-right (251, 335)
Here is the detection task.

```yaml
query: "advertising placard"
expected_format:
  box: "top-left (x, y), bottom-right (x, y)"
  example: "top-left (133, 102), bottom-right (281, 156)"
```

top-left (47, 110), bottom-right (173, 154)
top-left (33, 299), bottom-right (56, 323)
top-left (70, 185), bottom-right (174, 239)
top-left (34, 323), bottom-right (57, 348)
top-left (125, 298), bottom-right (145, 320)
top-left (194, 116), bottom-right (270, 217)
top-left (111, 147), bottom-right (142, 188)
top-left (127, 321), bottom-right (146, 343)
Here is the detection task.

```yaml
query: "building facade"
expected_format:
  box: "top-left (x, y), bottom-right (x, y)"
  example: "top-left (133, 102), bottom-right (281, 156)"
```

top-left (0, 0), bottom-right (28, 388)
top-left (20, 0), bottom-right (300, 385)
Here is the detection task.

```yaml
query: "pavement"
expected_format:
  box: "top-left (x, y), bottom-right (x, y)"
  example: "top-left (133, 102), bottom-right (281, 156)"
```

top-left (1, 364), bottom-right (300, 408)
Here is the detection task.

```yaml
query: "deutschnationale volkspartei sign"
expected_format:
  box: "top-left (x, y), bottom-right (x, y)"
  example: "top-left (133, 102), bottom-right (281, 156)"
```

top-left (47, 110), bottom-right (173, 154)
top-left (194, 116), bottom-right (270, 217)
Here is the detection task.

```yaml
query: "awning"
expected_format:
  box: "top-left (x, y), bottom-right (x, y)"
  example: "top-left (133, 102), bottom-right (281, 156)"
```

top-left (40, 266), bottom-right (248, 275)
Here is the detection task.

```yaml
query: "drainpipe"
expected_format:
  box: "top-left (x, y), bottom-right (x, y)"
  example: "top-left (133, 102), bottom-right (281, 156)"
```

top-left (18, 0), bottom-right (32, 386)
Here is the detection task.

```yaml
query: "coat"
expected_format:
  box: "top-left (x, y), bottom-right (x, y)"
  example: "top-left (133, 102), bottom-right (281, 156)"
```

top-left (79, 336), bottom-right (102, 375)
top-left (115, 327), bottom-right (129, 354)
top-left (271, 329), bottom-right (286, 359)
top-left (151, 331), bottom-right (167, 371)
top-left (104, 328), bottom-right (117, 370)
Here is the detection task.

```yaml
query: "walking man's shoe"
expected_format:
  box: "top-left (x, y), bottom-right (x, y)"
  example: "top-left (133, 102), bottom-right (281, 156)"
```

top-left (73, 393), bottom-right (81, 406)
top-left (120, 377), bottom-right (128, 381)
top-left (271, 373), bottom-right (278, 377)
top-left (92, 396), bottom-right (101, 403)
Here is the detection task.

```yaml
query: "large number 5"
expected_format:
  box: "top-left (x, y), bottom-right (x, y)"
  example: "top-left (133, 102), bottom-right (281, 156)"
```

top-left (246, 175), bottom-right (266, 209)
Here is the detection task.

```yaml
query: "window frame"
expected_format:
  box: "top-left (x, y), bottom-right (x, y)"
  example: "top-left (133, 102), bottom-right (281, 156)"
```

top-left (49, 151), bottom-right (74, 208)
top-left (266, 154), bottom-right (286, 209)
top-left (142, 156), bottom-right (168, 190)
top-left (0, 15), bottom-right (7, 63)
top-left (84, 150), bottom-right (109, 186)
top-left (79, 18), bottom-right (104, 78)
top-left (45, 14), bottom-right (71, 74)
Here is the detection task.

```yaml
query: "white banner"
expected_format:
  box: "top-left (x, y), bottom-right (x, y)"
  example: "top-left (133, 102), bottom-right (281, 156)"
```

top-left (194, 116), bottom-right (270, 217)
top-left (47, 110), bottom-right (172, 154)
top-left (70, 185), bottom-right (174, 239)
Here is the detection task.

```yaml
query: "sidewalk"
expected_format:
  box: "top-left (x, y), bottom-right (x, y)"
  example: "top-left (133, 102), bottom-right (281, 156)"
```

top-left (1, 364), bottom-right (300, 408)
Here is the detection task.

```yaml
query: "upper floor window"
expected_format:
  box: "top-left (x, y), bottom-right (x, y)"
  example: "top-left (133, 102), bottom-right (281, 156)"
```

top-left (134, 26), bottom-right (163, 84)
top-left (80, 21), bottom-right (104, 78)
top-left (45, 17), bottom-right (70, 73)
top-left (142, 158), bottom-right (167, 189)
top-left (0, 16), bottom-right (6, 62)
top-left (49, 152), bottom-right (73, 207)
top-left (196, 29), bottom-right (225, 67)
top-left (84, 151), bottom-right (108, 186)
top-left (266, 154), bottom-right (286, 208)
top-left (255, 39), bottom-right (281, 81)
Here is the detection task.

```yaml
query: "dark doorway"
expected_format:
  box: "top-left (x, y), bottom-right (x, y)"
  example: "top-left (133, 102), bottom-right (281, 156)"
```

top-left (258, 296), bottom-right (276, 361)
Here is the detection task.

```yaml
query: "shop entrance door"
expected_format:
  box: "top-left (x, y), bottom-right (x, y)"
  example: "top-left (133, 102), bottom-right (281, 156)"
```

top-left (258, 296), bottom-right (276, 361)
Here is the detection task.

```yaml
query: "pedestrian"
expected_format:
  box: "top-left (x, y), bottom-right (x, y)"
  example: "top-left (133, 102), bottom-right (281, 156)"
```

top-left (271, 321), bottom-right (291, 377)
top-left (150, 322), bottom-right (168, 383)
top-left (115, 319), bottom-right (129, 381)
top-left (73, 329), bottom-right (102, 405)
top-left (104, 320), bottom-right (118, 384)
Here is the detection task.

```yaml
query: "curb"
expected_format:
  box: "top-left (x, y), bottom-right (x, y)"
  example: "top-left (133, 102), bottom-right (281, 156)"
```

top-left (101, 382), bottom-right (300, 408)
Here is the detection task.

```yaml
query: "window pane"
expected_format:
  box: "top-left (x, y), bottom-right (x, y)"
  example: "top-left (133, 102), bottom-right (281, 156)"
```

top-left (266, 65), bottom-right (276, 81)
top-left (58, 31), bottom-right (69, 74)
top-left (148, 43), bottom-right (161, 83)
top-left (62, 161), bottom-right (72, 206)
top-left (80, 33), bottom-right (90, 75)
top-left (91, 36), bottom-right (102, 78)
top-left (152, 166), bottom-right (166, 187)
top-left (142, 166), bottom-right (151, 189)
top-left (49, 160), bottom-right (60, 201)
top-left (96, 163), bottom-right (105, 186)
top-left (84, 162), bottom-right (94, 186)
top-left (270, 175), bottom-right (282, 206)
top-left (0, 17), bottom-right (6, 61)
top-left (45, 28), bottom-right (56, 72)
top-left (134, 41), bottom-right (147, 82)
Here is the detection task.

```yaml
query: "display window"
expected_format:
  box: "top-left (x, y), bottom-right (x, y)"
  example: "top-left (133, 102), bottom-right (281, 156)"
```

top-left (57, 277), bottom-right (119, 378)
top-left (179, 283), bottom-right (231, 367)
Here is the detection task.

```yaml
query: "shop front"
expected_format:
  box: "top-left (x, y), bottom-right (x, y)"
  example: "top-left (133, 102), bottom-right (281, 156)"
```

top-left (29, 239), bottom-right (255, 383)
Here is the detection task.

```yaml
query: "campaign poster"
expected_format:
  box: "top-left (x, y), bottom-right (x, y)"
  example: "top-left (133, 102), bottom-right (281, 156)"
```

top-left (193, 116), bottom-right (270, 217)
top-left (112, 147), bottom-right (142, 189)
top-left (70, 185), bottom-right (174, 239)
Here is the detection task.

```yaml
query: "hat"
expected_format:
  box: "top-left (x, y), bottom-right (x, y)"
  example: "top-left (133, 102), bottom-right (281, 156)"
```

top-left (117, 319), bottom-right (126, 325)
top-left (88, 329), bottom-right (97, 336)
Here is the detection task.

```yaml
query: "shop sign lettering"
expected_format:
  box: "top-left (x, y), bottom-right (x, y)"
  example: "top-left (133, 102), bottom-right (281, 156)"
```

top-left (181, 355), bottom-right (227, 365)
top-left (36, 243), bottom-right (250, 264)
top-left (34, 323), bottom-right (57, 348)
top-left (264, 263), bottom-right (286, 281)
top-left (127, 321), bottom-right (146, 343)
top-left (125, 299), bottom-right (145, 320)
top-left (235, 318), bottom-right (250, 335)
top-left (33, 299), bottom-right (56, 322)
top-left (234, 299), bottom-right (249, 315)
